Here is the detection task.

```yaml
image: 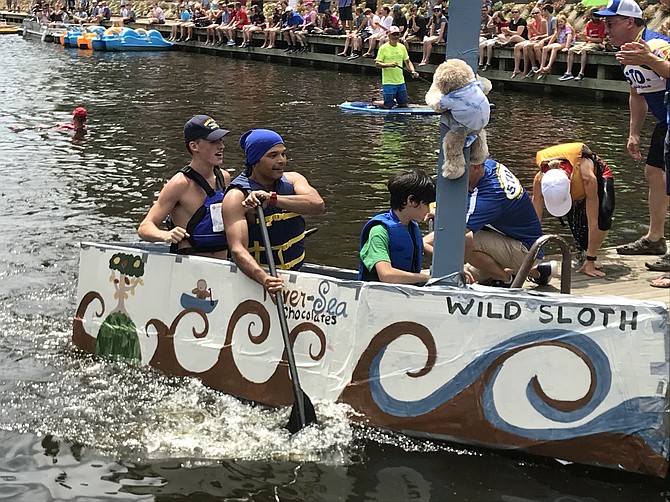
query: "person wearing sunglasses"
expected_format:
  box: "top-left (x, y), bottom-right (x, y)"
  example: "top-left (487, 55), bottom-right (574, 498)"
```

top-left (418, 4), bottom-right (448, 66)
top-left (593, 0), bottom-right (670, 265)
top-left (501, 7), bottom-right (528, 77)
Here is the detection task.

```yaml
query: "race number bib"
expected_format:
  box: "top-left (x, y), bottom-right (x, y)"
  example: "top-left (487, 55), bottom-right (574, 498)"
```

top-left (210, 202), bottom-right (224, 232)
top-left (495, 163), bottom-right (523, 200)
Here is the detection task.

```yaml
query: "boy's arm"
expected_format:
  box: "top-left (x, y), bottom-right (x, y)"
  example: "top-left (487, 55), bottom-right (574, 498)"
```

top-left (137, 175), bottom-right (190, 244)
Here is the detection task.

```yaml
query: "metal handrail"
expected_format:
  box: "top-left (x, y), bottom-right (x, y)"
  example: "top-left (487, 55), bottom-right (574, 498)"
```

top-left (511, 234), bottom-right (572, 294)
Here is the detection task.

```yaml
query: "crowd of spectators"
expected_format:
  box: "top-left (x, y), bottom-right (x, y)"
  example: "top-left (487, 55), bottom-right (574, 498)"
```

top-left (18, 0), bottom-right (670, 75)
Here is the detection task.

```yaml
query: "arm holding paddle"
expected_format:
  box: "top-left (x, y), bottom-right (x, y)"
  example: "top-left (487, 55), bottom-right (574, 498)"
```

top-left (241, 172), bottom-right (325, 215)
top-left (223, 189), bottom-right (284, 294)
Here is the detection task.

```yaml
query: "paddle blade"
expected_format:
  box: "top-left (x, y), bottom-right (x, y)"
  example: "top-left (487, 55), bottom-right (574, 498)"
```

top-left (286, 391), bottom-right (318, 434)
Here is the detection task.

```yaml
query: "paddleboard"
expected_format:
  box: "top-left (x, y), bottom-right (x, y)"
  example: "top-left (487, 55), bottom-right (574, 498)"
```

top-left (339, 101), bottom-right (439, 115)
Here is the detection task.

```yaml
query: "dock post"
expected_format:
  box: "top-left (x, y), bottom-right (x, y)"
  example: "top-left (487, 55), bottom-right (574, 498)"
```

top-left (432, 1), bottom-right (480, 278)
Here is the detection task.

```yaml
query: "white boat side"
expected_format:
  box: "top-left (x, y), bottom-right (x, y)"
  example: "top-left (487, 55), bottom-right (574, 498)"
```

top-left (73, 241), bottom-right (670, 477)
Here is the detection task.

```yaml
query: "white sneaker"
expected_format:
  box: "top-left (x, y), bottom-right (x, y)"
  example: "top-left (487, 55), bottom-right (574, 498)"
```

top-left (557, 72), bottom-right (574, 81)
top-left (574, 73), bottom-right (585, 82)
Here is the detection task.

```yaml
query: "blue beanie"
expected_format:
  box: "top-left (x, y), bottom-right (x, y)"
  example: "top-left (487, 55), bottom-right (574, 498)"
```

top-left (240, 129), bottom-right (284, 174)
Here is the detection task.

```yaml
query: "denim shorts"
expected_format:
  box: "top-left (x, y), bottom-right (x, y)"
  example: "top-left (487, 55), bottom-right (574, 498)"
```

top-left (382, 83), bottom-right (408, 108)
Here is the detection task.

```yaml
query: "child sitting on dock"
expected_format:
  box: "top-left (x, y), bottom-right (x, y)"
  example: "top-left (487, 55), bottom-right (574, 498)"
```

top-left (359, 169), bottom-right (435, 284)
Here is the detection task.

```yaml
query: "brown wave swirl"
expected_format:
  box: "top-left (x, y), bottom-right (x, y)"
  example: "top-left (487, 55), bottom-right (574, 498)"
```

top-left (340, 321), bottom-right (436, 412)
top-left (72, 291), bottom-right (104, 354)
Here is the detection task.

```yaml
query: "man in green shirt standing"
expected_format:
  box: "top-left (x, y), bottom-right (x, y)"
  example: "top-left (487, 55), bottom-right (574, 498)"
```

top-left (375, 25), bottom-right (419, 108)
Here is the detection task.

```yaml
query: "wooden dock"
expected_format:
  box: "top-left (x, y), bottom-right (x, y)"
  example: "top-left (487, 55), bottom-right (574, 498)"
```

top-left (528, 248), bottom-right (670, 306)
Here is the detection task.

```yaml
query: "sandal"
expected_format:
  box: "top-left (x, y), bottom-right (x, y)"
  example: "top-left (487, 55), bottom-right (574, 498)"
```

top-left (510, 70), bottom-right (521, 79)
top-left (645, 252), bottom-right (670, 272)
top-left (618, 236), bottom-right (667, 255)
top-left (650, 272), bottom-right (670, 288)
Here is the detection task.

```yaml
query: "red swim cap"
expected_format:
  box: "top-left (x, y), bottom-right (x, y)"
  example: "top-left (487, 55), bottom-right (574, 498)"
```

top-left (73, 107), bottom-right (88, 119)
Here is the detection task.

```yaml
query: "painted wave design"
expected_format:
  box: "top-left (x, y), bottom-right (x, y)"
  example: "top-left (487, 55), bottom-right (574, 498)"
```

top-left (370, 329), bottom-right (610, 418)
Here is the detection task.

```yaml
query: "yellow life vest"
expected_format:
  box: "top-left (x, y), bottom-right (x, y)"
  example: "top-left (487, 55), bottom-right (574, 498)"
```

top-left (536, 142), bottom-right (586, 201)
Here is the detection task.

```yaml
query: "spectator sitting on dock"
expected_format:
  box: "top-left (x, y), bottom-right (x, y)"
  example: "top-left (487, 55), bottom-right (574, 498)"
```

top-left (100, 0), bottom-right (111, 20)
top-left (294, 1), bottom-right (316, 52)
top-left (339, 6), bottom-right (366, 57)
top-left (281, 5), bottom-right (303, 53)
top-left (204, 1), bottom-right (223, 44)
top-left (418, 4), bottom-right (447, 67)
top-left (214, 3), bottom-right (232, 45)
top-left (527, 4), bottom-right (556, 76)
top-left (391, 3), bottom-right (407, 37)
top-left (73, 5), bottom-right (88, 22)
top-left (148, 1), bottom-right (166, 24)
top-left (260, 5), bottom-right (281, 48)
top-left (536, 14), bottom-right (573, 78)
top-left (137, 114), bottom-right (232, 258)
top-left (240, 4), bottom-right (264, 47)
top-left (362, 5), bottom-right (393, 58)
top-left (120, 2), bottom-right (136, 25)
top-left (558, 10), bottom-right (606, 82)
top-left (169, 4), bottom-right (189, 44)
top-left (532, 143), bottom-right (614, 277)
top-left (424, 158), bottom-right (554, 288)
top-left (358, 169), bottom-right (435, 284)
top-left (505, 7), bottom-right (529, 77)
top-left (222, 129), bottom-right (325, 294)
top-left (512, 7), bottom-right (546, 78)
top-left (402, 4), bottom-right (428, 46)
top-left (315, 9), bottom-right (342, 35)
top-left (478, 11), bottom-right (508, 70)
top-left (48, 4), bottom-right (66, 24)
top-left (223, 2), bottom-right (248, 46)
top-left (179, 4), bottom-right (199, 41)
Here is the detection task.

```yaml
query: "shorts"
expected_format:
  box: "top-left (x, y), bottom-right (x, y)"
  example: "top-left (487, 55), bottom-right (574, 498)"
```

top-left (318, 1), bottom-right (330, 14)
top-left (358, 31), bottom-right (371, 41)
top-left (568, 41), bottom-right (605, 55)
top-left (646, 121), bottom-right (667, 169)
top-left (471, 228), bottom-right (530, 272)
top-left (338, 5), bottom-right (352, 20)
top-left (382, 83), bottom-right (408, 108)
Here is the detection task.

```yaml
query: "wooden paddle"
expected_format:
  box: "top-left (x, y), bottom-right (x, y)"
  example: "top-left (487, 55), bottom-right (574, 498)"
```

top-left (256, 200), bottom-right (317, 433)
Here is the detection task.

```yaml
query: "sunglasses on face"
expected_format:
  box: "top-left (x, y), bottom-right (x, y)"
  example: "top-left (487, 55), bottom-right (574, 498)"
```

top-left (511, 10), bottom-right (519, 13)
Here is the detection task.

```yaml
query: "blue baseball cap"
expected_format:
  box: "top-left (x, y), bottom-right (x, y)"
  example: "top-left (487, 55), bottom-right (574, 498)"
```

top-left (183, 114), bottom-right (229, 144)
top-left (593, 0), bottom-right (642, 19)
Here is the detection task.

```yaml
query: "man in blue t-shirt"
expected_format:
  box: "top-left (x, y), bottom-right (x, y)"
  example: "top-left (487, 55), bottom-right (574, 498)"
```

top-left (595, 0), bottom-right (669, 260)
top-left (424, 159), bottom-right (555, 287)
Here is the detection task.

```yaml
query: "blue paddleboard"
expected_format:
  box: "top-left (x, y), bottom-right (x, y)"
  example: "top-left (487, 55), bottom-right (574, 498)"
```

top-left (339, 101), bottom-right (439, 115)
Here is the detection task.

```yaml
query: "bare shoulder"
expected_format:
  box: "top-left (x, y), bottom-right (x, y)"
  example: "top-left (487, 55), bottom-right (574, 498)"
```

top-left (284, 171), bottom-right (310, 185)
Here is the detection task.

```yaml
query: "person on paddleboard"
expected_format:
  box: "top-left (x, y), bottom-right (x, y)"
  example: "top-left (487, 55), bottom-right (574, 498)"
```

top-left (222, 128), bottom-right (325, 294)
top-left (374, 25), bottom-right (419, 108)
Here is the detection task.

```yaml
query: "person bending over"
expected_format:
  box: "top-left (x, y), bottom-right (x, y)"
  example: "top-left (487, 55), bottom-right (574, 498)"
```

top-left (137, 114), bottom-right (231, 259)
top-left (359, 169), bottom-right (435, 284)
top-left (222, 129), bottom-right (325, 294)
top-left (532, 142), bottom-right (614, 277)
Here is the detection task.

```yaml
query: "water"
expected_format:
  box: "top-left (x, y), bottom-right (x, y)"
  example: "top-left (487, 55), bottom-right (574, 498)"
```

top-left (0, 35), bottom-right (667, 500)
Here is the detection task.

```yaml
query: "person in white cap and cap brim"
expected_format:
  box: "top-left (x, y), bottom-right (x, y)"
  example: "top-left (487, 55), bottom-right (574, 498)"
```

top-left (532, 143), bottom-right (615, 278)
top-left (593, 0), bottom-right (670, 263)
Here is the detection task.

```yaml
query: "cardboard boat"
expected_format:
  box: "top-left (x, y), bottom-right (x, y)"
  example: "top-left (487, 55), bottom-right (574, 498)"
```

top-left (72, 241), bottom-right (670, 478)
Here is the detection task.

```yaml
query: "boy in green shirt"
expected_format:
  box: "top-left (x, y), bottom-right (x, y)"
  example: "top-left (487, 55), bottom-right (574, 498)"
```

top-left (375, 25), bottom-right (419, 108)
top-left (359, 169), bottom-right (435, 284)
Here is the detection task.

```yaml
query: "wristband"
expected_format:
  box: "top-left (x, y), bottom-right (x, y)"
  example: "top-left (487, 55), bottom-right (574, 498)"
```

top-left (268, 191), bottom-right (277, 206)
top-left (586, 255), bottom-right (597, 261)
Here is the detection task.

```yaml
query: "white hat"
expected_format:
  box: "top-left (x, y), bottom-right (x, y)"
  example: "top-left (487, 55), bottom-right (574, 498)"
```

top-left (541, 169), bottom-right (572, 217)
top-left (594, 0), bottom-right (642, 19)
top-left (284, 5), bottom-right (292, 12)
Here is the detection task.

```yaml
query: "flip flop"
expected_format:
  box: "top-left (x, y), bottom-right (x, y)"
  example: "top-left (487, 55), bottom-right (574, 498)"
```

top-left (650, 273), bottom-right (670, 288)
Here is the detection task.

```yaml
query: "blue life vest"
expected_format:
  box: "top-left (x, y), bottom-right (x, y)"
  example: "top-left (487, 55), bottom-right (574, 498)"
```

top-left (227, 172), bottom-right (306, 270)
top-left (168, 166), bottom-right (228, 254)
top-left (358, 209), bottom-right (423, 281)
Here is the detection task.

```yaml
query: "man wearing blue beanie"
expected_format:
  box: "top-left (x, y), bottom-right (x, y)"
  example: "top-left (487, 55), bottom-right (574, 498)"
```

top-left (222, 129), bottom-right (325, 294)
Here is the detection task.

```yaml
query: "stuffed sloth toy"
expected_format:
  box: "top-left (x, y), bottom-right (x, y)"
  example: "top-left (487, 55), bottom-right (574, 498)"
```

top-left (425, 58), bottom-right (492, 179)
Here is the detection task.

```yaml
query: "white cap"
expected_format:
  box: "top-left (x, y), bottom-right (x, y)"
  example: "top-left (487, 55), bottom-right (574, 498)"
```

top-left (594, 0), bottom-right (643, 19)
top-left (541, 169), bottom-right (572, 217)
top-left (284, 5), bottom-right (292, 12)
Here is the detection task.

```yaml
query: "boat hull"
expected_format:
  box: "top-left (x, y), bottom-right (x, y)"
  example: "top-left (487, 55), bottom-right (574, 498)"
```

top-left (73, 242), bottom-right (670, 477)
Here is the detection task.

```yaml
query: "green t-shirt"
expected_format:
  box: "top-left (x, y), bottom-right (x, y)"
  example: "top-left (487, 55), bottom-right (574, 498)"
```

top-left (376, 42), bottom-right (409, 85)
top-left (360, 224), bottom-right (392, 273)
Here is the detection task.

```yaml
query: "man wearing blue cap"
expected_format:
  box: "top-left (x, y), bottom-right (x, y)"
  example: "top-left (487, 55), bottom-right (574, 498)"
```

top-left (222, 129), bottom-right (325, 294)
top-left (594, 0), bottom-right (669, 263)
top-left (138, 114), bottom-right (232, 258)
